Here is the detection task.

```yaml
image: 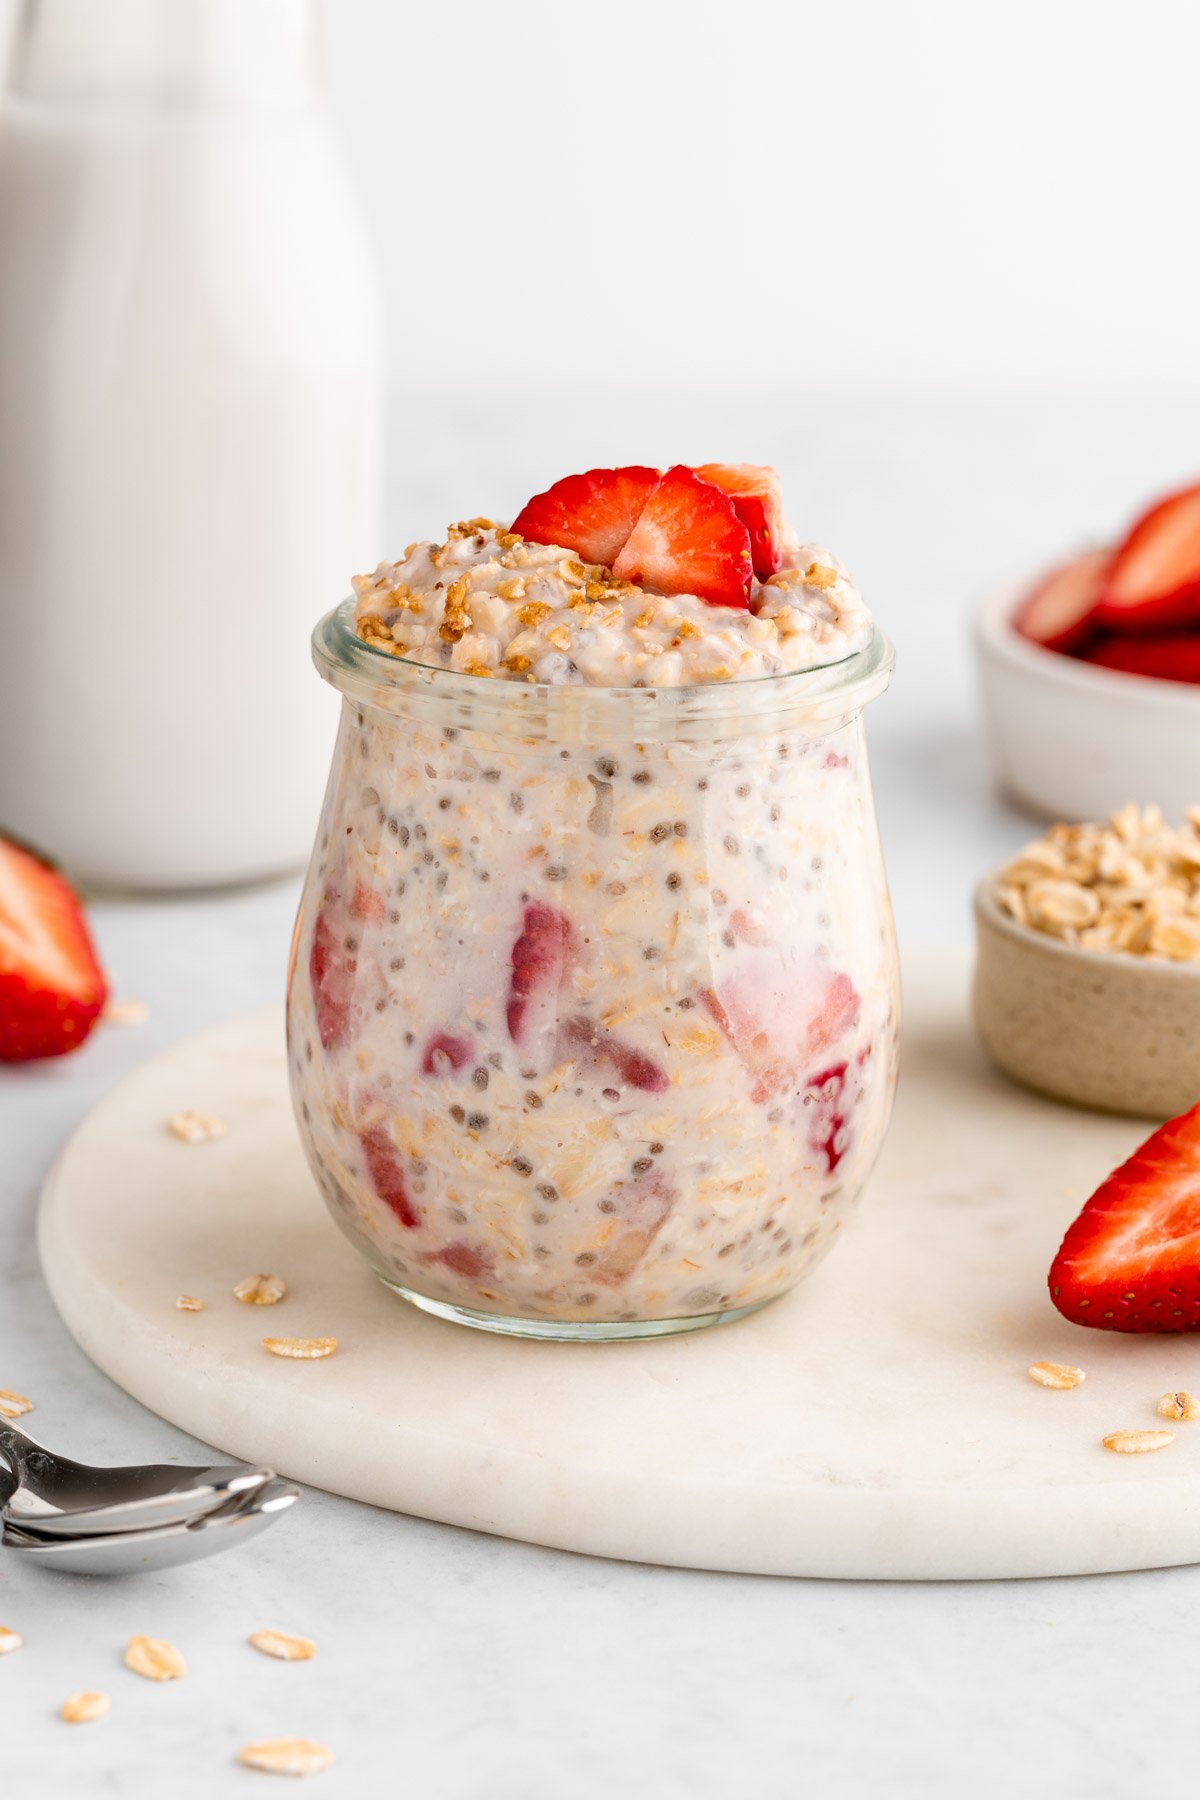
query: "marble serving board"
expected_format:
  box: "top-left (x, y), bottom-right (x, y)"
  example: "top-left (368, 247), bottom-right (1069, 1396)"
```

top-left (37, 951), bottom-right (1200, 1581)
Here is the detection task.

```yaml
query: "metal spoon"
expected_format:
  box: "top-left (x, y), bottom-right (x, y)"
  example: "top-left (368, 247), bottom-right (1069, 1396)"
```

top-left (1, 1477), bottom-right (300, 1574)
top-left (0, 1412), bottom-right (273, 1538)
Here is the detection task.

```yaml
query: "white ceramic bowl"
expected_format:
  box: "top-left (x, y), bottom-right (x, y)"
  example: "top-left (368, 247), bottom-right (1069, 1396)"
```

top-left (975, 581), bottom-right (1200, 823)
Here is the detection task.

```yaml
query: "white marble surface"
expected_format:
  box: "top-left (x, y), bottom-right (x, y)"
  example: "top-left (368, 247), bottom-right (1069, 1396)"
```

top-left (38, 968), bottom-right (1200, 1583)
top-left (4, 395), bottom-right (1199, 1792)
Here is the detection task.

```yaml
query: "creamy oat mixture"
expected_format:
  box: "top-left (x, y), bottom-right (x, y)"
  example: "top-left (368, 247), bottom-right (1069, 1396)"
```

top-left (287, 703), bottom-right (898, 1327)
top-left (352, 521), bottom-right (872, 688)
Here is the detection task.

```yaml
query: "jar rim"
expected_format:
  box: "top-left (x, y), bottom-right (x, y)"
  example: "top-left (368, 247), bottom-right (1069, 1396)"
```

top-left (313, 600), bottom-right (894, 742)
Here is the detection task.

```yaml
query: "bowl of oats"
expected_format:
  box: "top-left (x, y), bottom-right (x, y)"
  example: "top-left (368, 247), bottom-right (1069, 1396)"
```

top-left (973, 805), bottom-right (1200, 1118)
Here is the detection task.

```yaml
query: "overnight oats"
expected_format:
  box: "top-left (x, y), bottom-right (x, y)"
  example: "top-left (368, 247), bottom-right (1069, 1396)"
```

top-left (286, 464), bottom-right (900, 1339)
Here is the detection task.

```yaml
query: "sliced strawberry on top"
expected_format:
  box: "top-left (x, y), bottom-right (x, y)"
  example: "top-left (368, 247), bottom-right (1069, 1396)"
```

top-left (1013, 549), bottom-right (1109, 654)
top-left (1049, 1100), bottom-right (1200, 1332)
top-left (0, 834), bottom-right (108, 1061)
top-left (612, 465), bottom-right (753, 609)
top-left (692, 464), bottom-right (785, 579)
top-left (1094, 480), bottom-right (1200, 633)
top-left (1081, 633), bottom-right (1200, 685)
top-left (510, 466), bottom-right (660, 567)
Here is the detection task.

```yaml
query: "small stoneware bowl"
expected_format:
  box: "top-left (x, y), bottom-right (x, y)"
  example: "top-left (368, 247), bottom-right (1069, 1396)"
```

top-left (974, 581), bottom-right (1200, 823)
top-left (973, 878), bottom-right (1200, 1119)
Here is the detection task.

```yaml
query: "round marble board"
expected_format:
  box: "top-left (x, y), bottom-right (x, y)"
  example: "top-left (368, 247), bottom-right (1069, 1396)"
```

top-left (38, 950), bottom-right (1200, 1582)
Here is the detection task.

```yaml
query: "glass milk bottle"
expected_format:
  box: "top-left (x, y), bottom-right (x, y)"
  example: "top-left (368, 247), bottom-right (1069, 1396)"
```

top-left (0, 0), bottom-right (382, 887)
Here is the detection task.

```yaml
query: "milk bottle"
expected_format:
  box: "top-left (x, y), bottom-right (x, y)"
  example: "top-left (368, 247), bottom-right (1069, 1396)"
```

top-left (0, 0), bottom-right (382, 887)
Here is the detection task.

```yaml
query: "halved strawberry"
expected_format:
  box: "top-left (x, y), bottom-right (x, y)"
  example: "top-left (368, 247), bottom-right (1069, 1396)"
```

top-left (1049, 1099), bottom-right (1200, 1332)
top-left (0, 834), bottom-right (108, 1061)
top-left (1013, 549), bottom-right (1109, 654)
top-left (613, 465), bottom-right (753, 608)
top-left (1080, 632), bottom-right (1200, 685)
top-left (510, 466), bottom-right (660, 567)
top-left (1094, 480), bottom-right (1200, 633)
top-left (692, 464), bottom-right (785, 579)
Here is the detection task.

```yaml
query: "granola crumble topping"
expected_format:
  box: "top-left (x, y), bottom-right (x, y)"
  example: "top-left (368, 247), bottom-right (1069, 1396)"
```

top-left (351, 522), bottom-right (871, 687)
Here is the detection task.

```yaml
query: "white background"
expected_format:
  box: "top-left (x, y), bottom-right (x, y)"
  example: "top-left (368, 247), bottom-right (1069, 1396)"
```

top-left (5, 0), bottom-right (1198, 400)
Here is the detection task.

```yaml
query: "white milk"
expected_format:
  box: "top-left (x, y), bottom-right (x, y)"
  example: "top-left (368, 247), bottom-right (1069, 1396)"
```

top-left (0, 0), bottom-right (382, 887)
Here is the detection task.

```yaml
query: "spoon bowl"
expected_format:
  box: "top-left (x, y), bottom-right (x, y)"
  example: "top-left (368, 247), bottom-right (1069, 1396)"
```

top-left (2, 1477), bottom-right (299, 1575)
top-left (0, 1415), bottom-right (279, 1540)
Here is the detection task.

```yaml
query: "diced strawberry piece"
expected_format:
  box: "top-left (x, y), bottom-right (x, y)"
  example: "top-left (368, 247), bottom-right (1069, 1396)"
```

top-left (612, 465), bottom-right (753, 609)
top-left (1079, 633), bottom-right (1200, 685)
top-left (692, 464), bottom-right (786, 579)
top-left (593, 1175), bottom-right (676, 1286)
top-left (310, 903), bottom-right (354, 1052)
top-left (506, 902), bottom-right (575, 1044)
top-left (1014, 549), bottom-right (1109, 654)
top-left (1049, 1099), bottom-right (1200, 1333)
top-left (349, 881), bottom-right (386, 923)
top-left (560, 1016), bottom-right (669, 1093)
top-left (808, 971), bottom-right (861, 1061)
top-left (1094, 480), bottom-right (1200, 633)
top-left (510, 466), bottom-right (661, 567)
top-left (806, 1061), bottom-right (851, 1173)
top-left (361, 1123), bottom-right (421, 1229)
top-left (703, 958), bottom-right (860, 1105)
top-left (0, 834), bottom-right (108, 1061)
top-left (420, 1031), bottom-right (474, 1075)
top-left (431, 1242), bottom-right (493, 1281)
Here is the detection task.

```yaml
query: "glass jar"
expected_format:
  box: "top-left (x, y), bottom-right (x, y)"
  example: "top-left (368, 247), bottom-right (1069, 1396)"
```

top-left (286, 603), bottom-right (900, 1341)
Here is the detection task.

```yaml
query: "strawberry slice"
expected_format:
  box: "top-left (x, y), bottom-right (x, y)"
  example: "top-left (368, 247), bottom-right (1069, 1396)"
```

top-left (612, 465), bottom-right (753, 608)
top-left (506, 902), bottom-right (575, 1045)
top-left (1013, 549), bottom-right (1108, 654)
top-left (310, 901), bottom-right (354, 1052)
top-left (0, 834), bottom-right (108, 1061)
top-left (1080, 633), bottom-right (1200, 685)
top-left (510, 466), bottom-right (660, 566)
top-left (420, 1031), bottom-right (474, 1075)
top-left (692, 464), bottom-right (785, 579)
top-left (703, 958), bottom-right (859, 1106)
top-left (559, 1015), bottom-right (669, 1093)
top-left (593, 1174), bottom-right (676, 1286)
top-left (1049, 1100), bottom-right (1200, 1332)
top-left (1094, 480), bottom-right (1200, 633)
top-left (361, 1122), bottom-right (421, 1230)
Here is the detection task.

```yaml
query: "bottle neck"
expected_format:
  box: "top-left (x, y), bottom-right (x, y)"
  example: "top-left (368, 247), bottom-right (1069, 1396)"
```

top-left (8, 0), bottom-right (321, 106)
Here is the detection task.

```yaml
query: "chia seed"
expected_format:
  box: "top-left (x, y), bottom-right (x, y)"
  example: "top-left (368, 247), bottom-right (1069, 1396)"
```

top-left (449, 1105), bottom-right (465, 1123)
top-left (466, 1112), bottom-right (489, 1131)
top-left (632, 769), bottom-right (652, 785)
top-left (511, 1156), bottom-right (533, 1176)
top-left (472, 1067), bottom-right (489, 1090)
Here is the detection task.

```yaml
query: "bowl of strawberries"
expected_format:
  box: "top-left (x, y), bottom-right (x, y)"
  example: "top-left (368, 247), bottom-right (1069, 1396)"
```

top-left (976, 478), bottom-right (1200, 822)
